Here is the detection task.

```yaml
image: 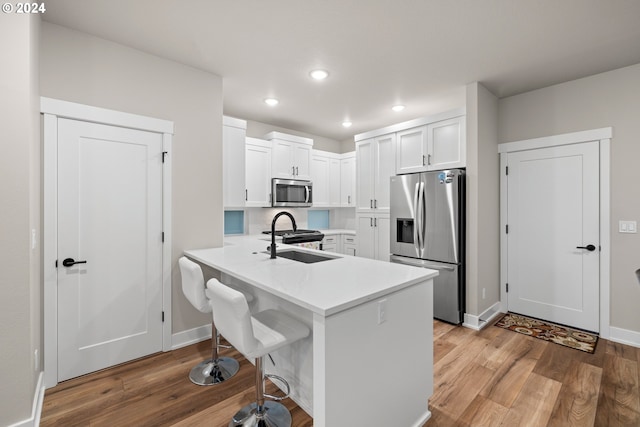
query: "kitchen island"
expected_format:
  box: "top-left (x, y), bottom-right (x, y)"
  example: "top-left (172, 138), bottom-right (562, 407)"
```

top-left (185, 235), bottom-right (437, 427)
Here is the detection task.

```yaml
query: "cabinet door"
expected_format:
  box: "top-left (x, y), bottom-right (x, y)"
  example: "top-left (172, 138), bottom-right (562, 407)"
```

top-left (271, 139), bottom-right (294, 178)
top-left (342, 235), bottom-right (357, 256)
top-left (427, 117), bottom-right (466, 170)
top-left (311, 154), bottom-right (330, 206)
top-left (340, 156), bottom-right (356, 206)
top-left (356, 216), bottom-right (375, 259)
top-left (375, 216), bottom-right (390, 262)
top-left (223, 124), bottom-right (246, 207)
top-left (373, 134), bottom-right (396, 212)
top-left (245, 141), bottom-right (272, 207)
top-left (293, 143), bottom-right (312, 179)
top-left (396, 126), bottom-right (428, 175)
top-left (329, 158), bottom-right (341, 206)
top-left (356, 139), bottom-right (375, 211)
top-left (321, 235), bottom-right (339, 253)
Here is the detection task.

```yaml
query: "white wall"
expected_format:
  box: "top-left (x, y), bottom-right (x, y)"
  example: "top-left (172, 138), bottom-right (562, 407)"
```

top-left (0, 13), bottom-right (41, 426)
top-left (498, 63), bottom-right (640, 334)
top-left (39, 23), bottom-right (224, 335)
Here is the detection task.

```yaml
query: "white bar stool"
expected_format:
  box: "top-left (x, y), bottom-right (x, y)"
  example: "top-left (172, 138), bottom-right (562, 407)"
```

top-left (179, 256), bottom-right (243, 386)
top-left (206, 278), bottom-right (310, 427)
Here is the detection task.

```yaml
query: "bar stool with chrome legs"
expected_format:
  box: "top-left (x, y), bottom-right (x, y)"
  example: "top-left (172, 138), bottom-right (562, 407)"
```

top-left (206, 278), bottom-right (310, 427)
top-left (179, 256), bottom-right (248, 386)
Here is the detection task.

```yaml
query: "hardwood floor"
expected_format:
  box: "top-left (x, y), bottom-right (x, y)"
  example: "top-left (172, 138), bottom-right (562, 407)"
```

top-left (41, 319), bottom-right (640, 426)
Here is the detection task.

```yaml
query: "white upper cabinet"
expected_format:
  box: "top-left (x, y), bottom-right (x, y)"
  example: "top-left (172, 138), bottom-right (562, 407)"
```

top-left (427, 116), bottom-right (466, 170)
top-left (396, 125), bottom-right (428, 175)
top-left (223, 116), bottom-right (247, 208)
top-left (265, 131), bottom-right (313, 180)
top-left (396, 115), bottom-right (466, 174)
top-left (339, 152), bottom-right (355, 207)
top-left (329, 157), bottom-right (341, 206)
top-left (245, 137), bottom-right (272, 207)
top-left (356, 134), bottom-right (396, 212)
top-left (311, 150), bottom-right (343, 207)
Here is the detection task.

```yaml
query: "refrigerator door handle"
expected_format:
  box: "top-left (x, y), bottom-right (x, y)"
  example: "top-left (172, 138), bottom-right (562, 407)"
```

top-left (413, 181), bottom-right (420, 248)
top-left (417, 181), bottom-right (425, 251)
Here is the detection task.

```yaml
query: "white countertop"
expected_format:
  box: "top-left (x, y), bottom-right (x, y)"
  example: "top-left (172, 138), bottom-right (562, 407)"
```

top-left (185, 235), bottom-right (437, 317)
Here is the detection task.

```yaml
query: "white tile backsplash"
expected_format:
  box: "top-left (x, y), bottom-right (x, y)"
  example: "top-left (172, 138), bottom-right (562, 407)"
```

top-left (244, 207), bottom-right (355, 234)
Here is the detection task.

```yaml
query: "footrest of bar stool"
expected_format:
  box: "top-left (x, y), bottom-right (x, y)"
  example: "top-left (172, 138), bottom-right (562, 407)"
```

top-left (263, 373), bottom-right (290, 401)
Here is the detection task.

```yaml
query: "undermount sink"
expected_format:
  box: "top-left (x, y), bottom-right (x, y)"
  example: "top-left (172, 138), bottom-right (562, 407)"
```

top-left (269, 249), bottom-right (338, 264)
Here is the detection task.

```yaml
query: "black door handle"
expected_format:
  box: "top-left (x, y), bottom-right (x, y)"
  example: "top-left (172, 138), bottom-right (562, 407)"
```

top-left (576, 244), bottom-right (596, 252)
top-left (62, 258), bottom-right (87, 267)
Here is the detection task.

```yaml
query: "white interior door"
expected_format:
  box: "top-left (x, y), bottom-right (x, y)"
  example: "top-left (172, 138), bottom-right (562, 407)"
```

top-left (506, 141), bottom-right (600, 332)
top-left (57, 118), bottom-right (164, 381)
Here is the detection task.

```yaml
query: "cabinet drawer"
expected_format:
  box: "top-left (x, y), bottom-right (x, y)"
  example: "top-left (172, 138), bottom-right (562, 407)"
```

top-left (322, 236), bottom-right (338, 244)
top-left (341, 235), bottom-right (356, 245)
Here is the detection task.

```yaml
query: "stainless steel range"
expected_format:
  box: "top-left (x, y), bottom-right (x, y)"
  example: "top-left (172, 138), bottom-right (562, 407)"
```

top-left (262, 229), bottom-right (325, 248)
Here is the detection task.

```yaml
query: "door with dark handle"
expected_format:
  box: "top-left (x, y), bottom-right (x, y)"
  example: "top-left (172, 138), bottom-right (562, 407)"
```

top-left (62, 258), bottom-right (87, 267)
top-left (576, 244), bottom-right (597, 251)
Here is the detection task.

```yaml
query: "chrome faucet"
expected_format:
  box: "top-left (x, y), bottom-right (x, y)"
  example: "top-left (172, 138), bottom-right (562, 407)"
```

top-left (270, 211), bottom-right (297, 259)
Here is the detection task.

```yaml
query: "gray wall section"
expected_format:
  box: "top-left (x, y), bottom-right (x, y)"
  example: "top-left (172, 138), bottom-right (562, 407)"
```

top-left (39, 23), bottom-right (224, 336)
top-left (246, 119), bottom-right (343, 153)
top-left (498, 63), bottom-right (640, 333)
top-left (465, 83), bottom-right (500, 319)
top-left (0, 13), bottom-right (41, 426)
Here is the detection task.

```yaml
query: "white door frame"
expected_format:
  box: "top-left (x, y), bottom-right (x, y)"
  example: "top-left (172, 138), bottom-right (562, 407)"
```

top-left (498, 127), bottom-right (611, 339)
top-left (42, 97), bottom-right (174, 388)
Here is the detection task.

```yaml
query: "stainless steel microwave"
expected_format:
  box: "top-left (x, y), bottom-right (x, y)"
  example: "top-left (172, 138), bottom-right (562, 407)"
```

top-left (271, 178), bottom-right (313, 207)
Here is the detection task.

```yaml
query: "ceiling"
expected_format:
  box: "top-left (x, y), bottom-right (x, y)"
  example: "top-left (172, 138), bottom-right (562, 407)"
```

top-left (42, 0), bottom-right (640, 141)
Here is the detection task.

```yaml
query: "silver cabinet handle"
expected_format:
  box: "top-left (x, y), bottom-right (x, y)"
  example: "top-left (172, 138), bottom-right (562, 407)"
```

top-left (296, 166), bottom-right (299, 176)
top-left (370, 218), bottom-right (373, 227)
top-left (422, 155), bottom-right (426, 166)
top-left (374, 217), bottom-right (377, 227)
top-left (374, 199), bottom-right (377, 209)
top-left (427, 154), bottom-right (432, 165)
top-left (370, 199), bottom-right (373, 209)
top-left (348, 195), bottom-right (351, 204)
top-left (292, 166), bottom-right (295, 175)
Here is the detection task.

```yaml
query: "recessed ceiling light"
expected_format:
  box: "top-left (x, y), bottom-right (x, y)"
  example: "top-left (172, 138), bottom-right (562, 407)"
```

top-left (342, 121), bottom-right (352, 128)
top-left (310, 69), bottom-right (329, 80)
top-left (392, 105), bottom-right (405, 112)
top-left (264, 98), bottom-right (279, 106)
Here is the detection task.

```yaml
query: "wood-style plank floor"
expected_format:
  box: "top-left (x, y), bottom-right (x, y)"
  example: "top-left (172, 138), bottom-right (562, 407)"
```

top-left (41, 319), bottom-right (640, 426)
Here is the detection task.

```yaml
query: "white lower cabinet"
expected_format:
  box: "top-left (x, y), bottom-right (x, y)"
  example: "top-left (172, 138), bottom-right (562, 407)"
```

top-left (319, 233), bottom-right (357, 255)
top-left (342, 235), bottom-right (357, 256)
top-left (356, 214), bottom-right (389, 261)
top-left (321, 235), bottom-right (338, 253)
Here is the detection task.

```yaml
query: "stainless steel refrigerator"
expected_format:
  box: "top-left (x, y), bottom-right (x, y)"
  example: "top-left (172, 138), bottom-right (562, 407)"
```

top-left (390, 169), bottom-right (465, 324)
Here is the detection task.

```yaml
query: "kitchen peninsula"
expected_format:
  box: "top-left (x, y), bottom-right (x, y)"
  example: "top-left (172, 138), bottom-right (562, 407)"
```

top-left (185, 235), bottom-right (437, 427)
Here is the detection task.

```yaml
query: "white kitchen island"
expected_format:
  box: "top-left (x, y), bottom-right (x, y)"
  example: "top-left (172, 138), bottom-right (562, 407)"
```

top-left (185, 235), bottom-right (437, 427)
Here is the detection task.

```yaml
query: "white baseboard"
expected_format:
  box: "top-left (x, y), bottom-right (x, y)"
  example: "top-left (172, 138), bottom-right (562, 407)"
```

top-left (411, 410), bottom-right (431, 427)
top-left (8, 371), bottom-right (44, 427)
top-left (608, 326), bottom-right (640, 349)
top-left (171, 323), bottom-right (212, 350)
top-left (462, 301), bottom-right (503, 331)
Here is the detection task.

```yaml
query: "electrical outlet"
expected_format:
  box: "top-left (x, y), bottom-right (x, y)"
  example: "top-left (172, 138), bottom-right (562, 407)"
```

top-left (619, 220), bottom-right (637, 233)
top-left (377, 299), bottom-right (387, 324)
top-left (34, 349), bottom-right (39, 371)
top-left (482, 288), bottom-right (486, 299)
